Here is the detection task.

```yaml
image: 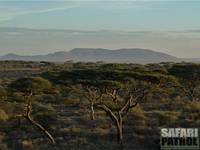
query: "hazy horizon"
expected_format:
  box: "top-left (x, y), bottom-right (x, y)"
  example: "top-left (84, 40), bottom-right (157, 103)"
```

top-left (0, 1), bottom-right (200, 58)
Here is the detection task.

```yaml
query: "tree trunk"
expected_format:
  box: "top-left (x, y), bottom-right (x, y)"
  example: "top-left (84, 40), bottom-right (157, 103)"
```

top-left (26, 115), bottom-right (56, 144)
top-left (116, 113), bottom-right (123, 146)
top-left (18, 116), bottom-right (21, 128)
top-left (25, 102), bottom-right (56, 144)
top-left (97, 105), bottom-right (124, 148)
top-left (90, 102), bottom-right (95, 120)
top-left (116, 122), bottom-right (123, 143)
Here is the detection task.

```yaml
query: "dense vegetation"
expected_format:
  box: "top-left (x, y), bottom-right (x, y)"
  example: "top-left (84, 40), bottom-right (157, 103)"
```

top-left (0, 61), bottom-right (199, 150)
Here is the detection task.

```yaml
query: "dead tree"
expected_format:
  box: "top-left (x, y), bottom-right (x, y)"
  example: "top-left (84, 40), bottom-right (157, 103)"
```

top-left (22, 93), bottom-right (56, 144)
top-left (84, 86), bottom-right (103, 120)
top-left (180, 82), bottom-right (199, 101)
top-left (105, 88), bottom-right (120, 104)
top-left (10, 77), bottom-right (56, 144)
top-left (97, 87), bottom-right (146, 146)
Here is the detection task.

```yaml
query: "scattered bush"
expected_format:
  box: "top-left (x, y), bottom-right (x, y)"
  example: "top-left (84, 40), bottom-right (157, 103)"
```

top-left (0, 108), bottom-right (9, 121)
top-left (156, 111), bottom-right (180, 126)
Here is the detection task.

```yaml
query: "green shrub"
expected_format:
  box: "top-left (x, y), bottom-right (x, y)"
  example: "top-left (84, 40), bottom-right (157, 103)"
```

top-left (130, 105), bottom-right (146, 120)
top-left (154, 111), bottom-right (180, 126)
top-left (184, 101), bottom-right (200, 112)
top-left (62, 98), bottom-right (80, 105)
top-left (0, 88), bottom-right (7, 100)
top-left (0, 108), bottom-right (9, 121)
top-left (180, 101), bottom-right (200, 122)
top-left (127, 105), bottom-right (146, 127)
top-left (0, 132), bottom-right (8, 150)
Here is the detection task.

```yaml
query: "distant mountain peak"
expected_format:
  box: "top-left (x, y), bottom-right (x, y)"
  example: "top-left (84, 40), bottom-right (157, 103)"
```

top-left (4, 53), bottom-right (19, 57)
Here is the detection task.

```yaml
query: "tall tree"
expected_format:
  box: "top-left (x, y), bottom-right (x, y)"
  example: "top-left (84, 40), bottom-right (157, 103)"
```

top-left (96, 80), bottom-right (149, 146)
top-left (84, 86), bottom-right (103, 120)
top-left (10, 77), bottom-right (56, 144)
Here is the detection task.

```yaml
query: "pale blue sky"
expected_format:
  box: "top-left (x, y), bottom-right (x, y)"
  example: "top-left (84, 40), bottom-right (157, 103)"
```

top-left (1, 1), bottom-right (200, 30)
top-left (0, 0), bottom-right (200, 57)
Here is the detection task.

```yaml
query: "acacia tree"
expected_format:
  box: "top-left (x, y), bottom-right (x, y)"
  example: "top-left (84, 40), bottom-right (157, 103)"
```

top-left (69, 82), bottom-right (103, 121)
top-left (83, 85), bottom-right (103, 120)
top-left (96, 80), bottom-right (149, 146)
top-left (81, 80), bottom-right (122, 121)
top-left (10, 77), bottom-right (56, 144)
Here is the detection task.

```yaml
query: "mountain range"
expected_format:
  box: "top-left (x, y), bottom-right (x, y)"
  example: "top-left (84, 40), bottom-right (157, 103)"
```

top-left (0, 48), bottom-right (198, 63)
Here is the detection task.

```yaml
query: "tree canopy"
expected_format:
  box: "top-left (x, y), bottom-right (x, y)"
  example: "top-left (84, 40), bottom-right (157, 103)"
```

top-left (10, 77), bottom-right (52, 94)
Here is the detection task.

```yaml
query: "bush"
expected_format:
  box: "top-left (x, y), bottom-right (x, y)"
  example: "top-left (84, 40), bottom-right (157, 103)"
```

top-left (180, 101), bottom-right (200, 123)
top-left (0, 132), bottom-right (8, 150)
top-left (130, 105), bottom-right (146, 120)
top-left (62, 98), bottom-right (80, 106)
top-left (154, 111), bottom-right (180, 126)
top-left (127, 105), bottom-right (146, 127)
top-left (33, 103), bottom-right (57, 125)
top-left (0, 108), bottom-right (9, 121)
top-left (184, 101), bottom-right (200, 113)
top-left (0, 88), bottom-right (7, 100)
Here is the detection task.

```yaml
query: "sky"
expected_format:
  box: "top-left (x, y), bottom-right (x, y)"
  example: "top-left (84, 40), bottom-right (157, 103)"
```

top-left (0, 0), bottom-right (200, 58)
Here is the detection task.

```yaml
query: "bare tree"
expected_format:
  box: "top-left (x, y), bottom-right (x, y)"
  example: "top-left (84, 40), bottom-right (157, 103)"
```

top-left (10, 77), bottom-right (56, 144)
top-left (96, 81), bottom-right (147, 146)
top-left (105, 88), bottom-right (120, 104)
top-left (84, 86), bottom-right (103, 120)
top-left (23, 93), bottom-right (56, 144)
